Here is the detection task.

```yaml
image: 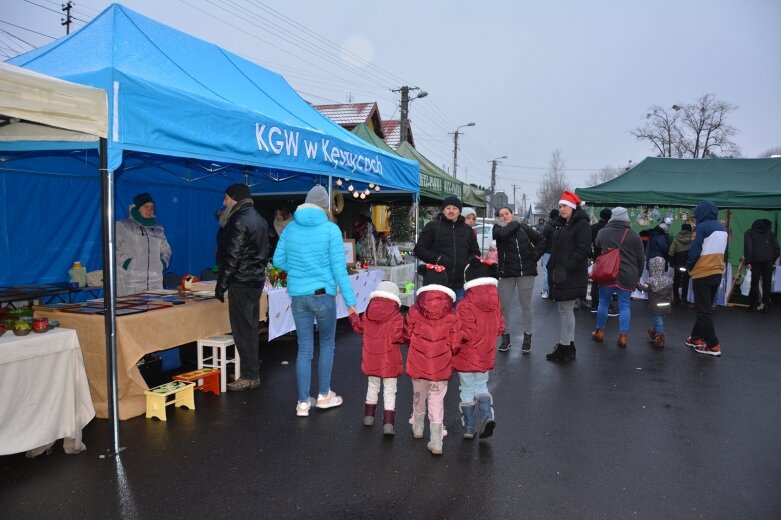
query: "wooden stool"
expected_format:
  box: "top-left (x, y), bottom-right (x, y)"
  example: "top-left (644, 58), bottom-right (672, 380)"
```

top-left (144, 381), bottom-right (195, 421)
top-left (173, 368), bottom-right (221, 396)
top-left (197, 335), bottom-right (240, 393)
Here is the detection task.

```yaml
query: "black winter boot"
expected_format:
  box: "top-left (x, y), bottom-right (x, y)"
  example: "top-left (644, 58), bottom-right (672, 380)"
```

top-left (546, 343), bottom-right (566, 361)
top-left (522, 333), bottom-right (532, 353)
top-left (498, 333), bottom-right (511, 352)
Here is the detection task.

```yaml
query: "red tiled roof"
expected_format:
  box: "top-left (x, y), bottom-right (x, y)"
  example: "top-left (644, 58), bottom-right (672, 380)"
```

top-left (313, 102), bottom-right (377, 127)
top-left (381, 119), bottom-right (414, 149)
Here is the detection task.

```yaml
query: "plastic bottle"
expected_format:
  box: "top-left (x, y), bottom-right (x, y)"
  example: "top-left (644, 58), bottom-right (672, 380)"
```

top-left (68, 261), bottom-right (87, 288)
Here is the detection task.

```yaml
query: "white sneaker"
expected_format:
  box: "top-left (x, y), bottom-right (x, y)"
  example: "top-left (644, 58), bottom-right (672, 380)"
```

top-left (296, 397), bottom-right (315, 417)
top-left (316, 390), bottom-right (343, 409)
top-left (541, 291), bottom-right (549, 299)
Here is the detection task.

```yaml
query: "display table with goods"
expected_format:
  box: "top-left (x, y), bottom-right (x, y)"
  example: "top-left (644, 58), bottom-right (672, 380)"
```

top-left (35, 292), bottom-right (230, 420)
top-left (0, 283), bottom-right (103, 307)
top-left (372, 262), bottom-right (416, 307)
top-left (262, 268), bottom-right (383, 341)
top-left (0, 327), bottom-right (95, 456)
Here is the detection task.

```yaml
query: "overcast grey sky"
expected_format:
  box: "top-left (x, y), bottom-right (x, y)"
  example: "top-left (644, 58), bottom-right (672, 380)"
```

top-left (3, 0), bottom-right (780, 205)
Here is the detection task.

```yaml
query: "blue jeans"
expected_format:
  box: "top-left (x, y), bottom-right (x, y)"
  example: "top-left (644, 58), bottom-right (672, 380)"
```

top-left (541, 253), bottom-right (551, 293)
top-left (457, 371), bottom-right (490, 403)
top-left (651, 315), bottom-right (664, 334)
top-left (596, 287), bottom-right (632, 333)
top-left (453, 287), bottom-right (465, 303)
top-left (291, 294), bottom-right (337, 403)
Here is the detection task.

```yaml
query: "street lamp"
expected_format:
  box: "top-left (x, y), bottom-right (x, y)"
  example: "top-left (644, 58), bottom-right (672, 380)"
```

top-left (392, 86), bottom-right (428, 144)
top-left (450, 122), bottom-right (476, 179)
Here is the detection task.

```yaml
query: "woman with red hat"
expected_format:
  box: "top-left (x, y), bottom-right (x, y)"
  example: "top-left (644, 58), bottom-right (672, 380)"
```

top-left (545, 191), bottom-right (592, 362)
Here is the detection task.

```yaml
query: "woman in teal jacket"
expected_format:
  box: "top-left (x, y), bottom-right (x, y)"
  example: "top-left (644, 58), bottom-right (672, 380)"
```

top-left (273, 185), bottom-right (358, 417)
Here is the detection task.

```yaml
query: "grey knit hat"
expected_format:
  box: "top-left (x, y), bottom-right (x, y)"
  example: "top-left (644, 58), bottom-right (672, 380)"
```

top-left (305, 185), bottom-right (330, 210)
top-left (609, 206), bottom-right (629, 222)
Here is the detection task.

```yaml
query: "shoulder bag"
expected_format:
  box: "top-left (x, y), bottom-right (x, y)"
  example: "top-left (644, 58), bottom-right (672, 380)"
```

top-left (591, 228), bottom-right (629, 284)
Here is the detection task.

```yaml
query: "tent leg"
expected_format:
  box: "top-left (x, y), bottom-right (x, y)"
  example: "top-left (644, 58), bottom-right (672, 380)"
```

top-left (100, 138), bottom-right (123, 455)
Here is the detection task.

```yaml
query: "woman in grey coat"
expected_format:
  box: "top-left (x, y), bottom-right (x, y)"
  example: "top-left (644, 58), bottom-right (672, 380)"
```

top-left (591, 207), bottom-right (645, 348)
top-left (116, 192), bottom-right (172, 296)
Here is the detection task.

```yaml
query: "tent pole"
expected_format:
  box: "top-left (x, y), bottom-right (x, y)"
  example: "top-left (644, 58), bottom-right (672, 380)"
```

top-left (100, 138), bottom-right (122, 455)
top-left (413, 193), bottom-right (420, 294)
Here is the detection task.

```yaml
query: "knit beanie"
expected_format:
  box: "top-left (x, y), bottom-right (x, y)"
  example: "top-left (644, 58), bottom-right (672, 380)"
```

top-left (558, 191), bottom-right (582, 209)
top-left (462, 207), bottom-right (476, 219)
top-left (441, 195), bottom-right (462, 211)
top-left (681, 223), bottom-right (692, 232)
top-left (305, 185), bottom-right (330, 210)
top-left (225, 183), bottom-right (251, 202)
top-left (609, 206), bottom-right (629, 222)
top-left (133, 192), bottom-right (154, 208)
top-left (549, 209), bottom-right (559, 220)
top-left (376, 281), bottom-right (400, 298)
top-left (599, 208), bottom-right (612, 221)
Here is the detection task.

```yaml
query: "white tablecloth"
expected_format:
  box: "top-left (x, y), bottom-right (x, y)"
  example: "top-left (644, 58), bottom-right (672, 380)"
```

top-left (373, 263), bottom-right (416, 285)
top-left (266, 269), bottom-right (382, 340)
top-left (0, 327), bottom-right (95, 456)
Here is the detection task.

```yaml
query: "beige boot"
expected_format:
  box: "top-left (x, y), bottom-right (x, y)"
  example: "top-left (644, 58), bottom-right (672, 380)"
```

top-left (427, 423), bottom-right (443, 455)
top-left (591, 328), bottom-right (605, 343)
top-left (653, 333), bottom-right (665, 348)
top-left (410, 412), bottom-right (425, 439)
top-left (617, 333), bottom-right (628, 348)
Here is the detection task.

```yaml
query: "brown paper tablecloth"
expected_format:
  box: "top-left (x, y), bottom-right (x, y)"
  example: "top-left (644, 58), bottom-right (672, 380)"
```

top-left (36, 299), bottom-right (231, 420)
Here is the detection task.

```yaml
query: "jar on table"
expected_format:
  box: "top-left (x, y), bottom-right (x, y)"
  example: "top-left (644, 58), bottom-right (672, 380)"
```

top-left (32, 317), bottom-right (49, 333)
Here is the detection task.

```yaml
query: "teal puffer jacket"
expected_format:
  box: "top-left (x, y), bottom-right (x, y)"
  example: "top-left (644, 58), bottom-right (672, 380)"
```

top-left (272, 204), bottom-right (357, 306)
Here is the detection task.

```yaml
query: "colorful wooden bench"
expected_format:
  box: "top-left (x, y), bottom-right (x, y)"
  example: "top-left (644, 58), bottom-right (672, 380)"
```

top-left (173, 368), bottom-right (221, 396)
top-left (144, 380), bottom-right (195, 421)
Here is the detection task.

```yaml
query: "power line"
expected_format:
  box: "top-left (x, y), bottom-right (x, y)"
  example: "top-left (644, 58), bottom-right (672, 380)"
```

top-left (0, 19), bottom-right (57, 39)
top-left (0, 27), bottom-right (34, 48)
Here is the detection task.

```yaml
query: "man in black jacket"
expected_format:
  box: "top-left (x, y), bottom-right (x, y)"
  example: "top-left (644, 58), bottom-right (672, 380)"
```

top-left (216, 183), bottom-right (269, 391)
top-left (414, 195), bottom-right (480, 301)
top-left (540, 209), bottom-right (559, 299)
top-left (744, 218), bottom-right (780, 312)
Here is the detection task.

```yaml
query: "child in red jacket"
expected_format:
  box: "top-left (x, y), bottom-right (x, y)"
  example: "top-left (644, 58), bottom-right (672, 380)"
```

top-left (348, 281), bottom-right (404, 435)
top-left (403, 264), bottom-right (461, 455)
top-left (455, 256), bottom-right (505, 439)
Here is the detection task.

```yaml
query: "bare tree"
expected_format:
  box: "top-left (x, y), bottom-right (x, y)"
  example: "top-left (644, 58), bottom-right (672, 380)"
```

top-left (536, 149), bottom-right (570, 212)
top-left (632, 93), bottom-right (740, 158)
top-left (586, 164), bottom-right (624, 186)
top-left (759, 146), bottom-right (781, 157)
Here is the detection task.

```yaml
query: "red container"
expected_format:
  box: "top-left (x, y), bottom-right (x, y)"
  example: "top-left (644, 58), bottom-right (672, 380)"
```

top-left (32, 317), bottom-right (49, 333)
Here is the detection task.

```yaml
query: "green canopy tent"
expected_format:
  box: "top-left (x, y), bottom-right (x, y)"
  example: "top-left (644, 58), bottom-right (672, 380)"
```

top-left (576, 157), bottom-right (781, 304)
top-left (395, 141), bottom-right (485, 207)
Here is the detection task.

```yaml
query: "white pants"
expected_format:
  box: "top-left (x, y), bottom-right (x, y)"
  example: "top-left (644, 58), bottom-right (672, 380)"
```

top-left (366, 376), bottom-right (398, 411)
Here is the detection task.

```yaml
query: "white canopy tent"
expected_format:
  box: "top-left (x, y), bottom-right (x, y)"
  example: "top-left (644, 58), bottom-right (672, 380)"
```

top-left (0, 62), bottom-right (122, 453)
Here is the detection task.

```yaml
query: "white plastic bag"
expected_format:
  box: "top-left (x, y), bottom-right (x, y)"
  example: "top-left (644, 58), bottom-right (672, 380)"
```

top-left (740, 268), bottom-right (751, 296)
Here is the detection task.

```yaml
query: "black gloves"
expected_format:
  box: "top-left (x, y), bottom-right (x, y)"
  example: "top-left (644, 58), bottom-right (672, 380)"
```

top-left (215, 287), bottom-right (225, 303)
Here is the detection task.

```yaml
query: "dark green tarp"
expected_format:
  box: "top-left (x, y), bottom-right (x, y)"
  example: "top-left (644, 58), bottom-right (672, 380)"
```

top-left (576, 157), bottom-right (781, 209)
top-left (395, 141), bottom-right (485, 207)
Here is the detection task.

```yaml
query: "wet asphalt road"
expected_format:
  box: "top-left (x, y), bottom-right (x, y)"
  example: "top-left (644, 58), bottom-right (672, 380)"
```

top-left (2, 278), bottom-right (780, 519)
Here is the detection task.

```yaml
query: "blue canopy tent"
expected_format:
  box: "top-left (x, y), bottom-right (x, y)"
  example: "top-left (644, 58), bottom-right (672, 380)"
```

top-left (1, 4), bottom-right (418, 453)
top-left (1, 2), bottom-right (419, 284)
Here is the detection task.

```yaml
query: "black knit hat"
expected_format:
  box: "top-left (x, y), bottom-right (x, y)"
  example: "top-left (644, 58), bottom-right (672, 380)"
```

top-left (133, 192), bottom-right (154, 208)
top-left (417, 263), bottom-right (449, 287)
top-left (441, 195), bottom-right (462, 211)
top-left (549, 209), bottom-right (559, 220)
top-left (225, 183), bottom-right (251, 202)
top-left (599, 208), bottom-right (612, 221)
top-left (463, 255), bottom-right (498, 284)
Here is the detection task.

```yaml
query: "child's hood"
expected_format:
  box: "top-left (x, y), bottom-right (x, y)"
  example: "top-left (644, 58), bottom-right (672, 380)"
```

top-left (414, 290), bottom-right (454, 320)
top-left (365, 295), bottom-right (401, 322)
top-left (463, 280), bottom-right (499, 312)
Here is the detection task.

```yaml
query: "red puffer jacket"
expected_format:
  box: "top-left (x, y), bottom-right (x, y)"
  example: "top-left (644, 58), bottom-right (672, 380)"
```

top-left (403, 288), bottom-right (460, 381)
top-left (348, 294), bottom-right (404, 378)
top-left (454, 280), bottom-right (505, 372)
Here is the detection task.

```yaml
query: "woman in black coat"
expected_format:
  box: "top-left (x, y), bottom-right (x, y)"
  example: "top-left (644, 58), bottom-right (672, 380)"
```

top-left (545, 191), bottom-right (592, 362)
top-left (492, 206), bottom-right (546, 352)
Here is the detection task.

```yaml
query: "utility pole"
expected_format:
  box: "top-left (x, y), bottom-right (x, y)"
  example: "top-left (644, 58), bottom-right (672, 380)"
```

top-left (512, 184), bottom-right (518, 213)
top-left (61, 1), bottom-right (73, 35)
top-left (487, 155), bottom-right (507, 215)
top-left (452, 131), bottom-right (461, 179)
top-left (521, 193), bottom-right (527, 219)
top-left (391, 86), bottom-right (427, 145)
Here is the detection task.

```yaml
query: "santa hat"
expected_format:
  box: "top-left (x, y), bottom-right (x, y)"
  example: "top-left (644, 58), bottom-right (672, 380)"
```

top-left (558, 191), bottom-right (583, 209)
top-left (369, 281), bottom-right (401, 306)
top-left (463, 256), bottom-right (498, 291)
top-left (416, 264), bottom-right (455, 301)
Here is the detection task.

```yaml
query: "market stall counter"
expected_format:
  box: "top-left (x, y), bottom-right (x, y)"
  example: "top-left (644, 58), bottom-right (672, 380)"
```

top-left (0, 327), bottom-right (95, 456)
top-left (35, 298), bottom-right (231, 420)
